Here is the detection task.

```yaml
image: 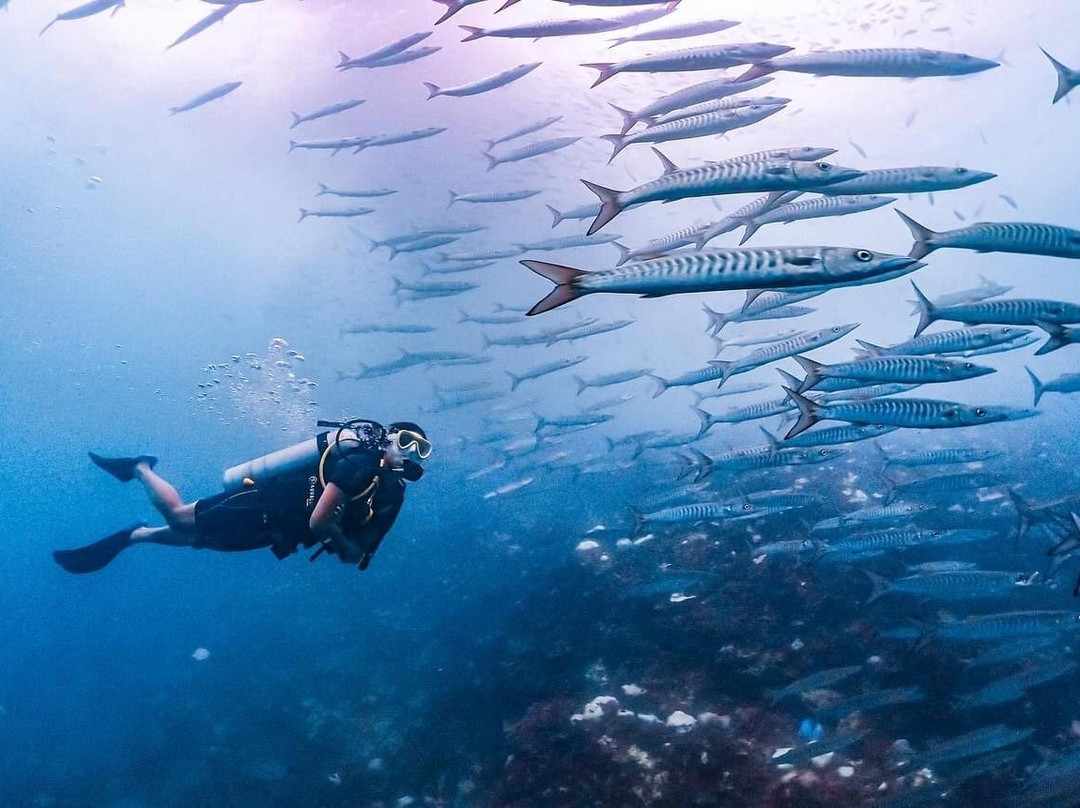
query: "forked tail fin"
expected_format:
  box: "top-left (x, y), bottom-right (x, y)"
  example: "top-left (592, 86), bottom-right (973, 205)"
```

top-left (1041, 47), bottom-right (1080, 104)
top-left (1034, 320), bottom-right (1070, 356)
top-left (459, 25), bottom-right (487, 42)
top-left (581, 179), bottom-right (623, 236)
top-left (895, 209), bottom-right (940, 260)
top-left (521, 260), bottom-right (590, 316)
top-left (609, 103), bottom-right (638, 136)
top-left (734, 61), bottom-right (777, 83)
top-left (546, 204), bottom-right (565, 228)
top-left (862, 569), bottom-right (890, 605)
top-left (423, 82), bottom-right (442, 100)
top-left (792, 355), bottom-right (826, 393)
top-left (1025, 366), bottom-right (1046, 407)
top-left (646, 374), bottom-right (669, 398)
top-left (290, 112), bottom-right (303, 129)
top-left (782, 387), bottom-right (821, 439)
top-left (582, 62), bottom-right (618, 89)
top-left (909, 281), bottom-right (937, 337)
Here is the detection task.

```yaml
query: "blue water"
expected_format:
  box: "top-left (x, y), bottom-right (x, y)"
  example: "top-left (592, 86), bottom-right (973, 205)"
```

top-left (4, 1), bottom-right (1080, 806)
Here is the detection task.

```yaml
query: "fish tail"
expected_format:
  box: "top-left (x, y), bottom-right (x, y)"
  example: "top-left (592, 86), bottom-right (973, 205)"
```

top-left (877, 472), bottom-right (897, 505)
top-left (422, 82), bottom-right (442, 100)
top-left (336, 51), bottom-right (351, 68)
top-left (687, 447), bottom-right (713, 483)
top-left (581, 179), bottom-right (624, 236)
top-left (627, 507), bottom-right (645, 537)
top-left (782, 387), bottom-right (820, 440)
top-left (895, 209), bottom-right (940, 260)
top-left (855, 338), bottom-right (886, 357)
top-left (506, 371), bottom-right (521, 392)
top-left (573, 375), bottom-right (588, 396)
top-left (521, 260), bottom-right (590, 316)
top-left (871, 440), bottom-right (891, 469)
top-left (708, 358), bottom-right (734, 387)
top-left (738, 221), bottom-right (762, 245)
top-left (459, 25), bottom-right (487, 42)
top-left (288, 140), bottom-right (298, 153)
top-left (447, 190), bottom-right (459, 209)
top-left (735, 62), bottom-right (776, 83)
top-left (691, 406), bottom-right (713, 437)
top-left (297, 209), bottom-right (309, 223)
top-left (169, 107), bottom-right (182, 116)
top-left (608, 103), bottom-right (638, 136)
top-left (776, 369), bottom-right (802, 390)
top-left (545, 204), bottom-right (564, 229)
top-left (480, 333), bottom-right (492, 352)
top-left (703, 303), bottom-right (728, 335)
top-left (646, 374), bottom-right (668, 398)
top-left (582, 62), bottom-right (617, 89)
top-left (387, 244), bottom-right (399, 260)
top-left (862, 569), bottom-right (890, 605)
top-left (1007, 487), bottom-right (1036, 542)
top-left (613, 241), bottom-right (632, 266)
top-left (1041, 47), bottom-right (1079, 104)
top-left (1025, 366), bottom-right (1046, 407)
top-left (909, 281), bottom-right (937, 337)
top-left (532, 414), bottom-right (546, 435)
top-left (289, 112), bottom-right (302, 129)
top-left (483, 152), bottom-right (499, 172)
top-left (1034, 319), bottom-right (1067, 355)
top-left (316, 183), bottom-right (330, 196)
top-left (792, 355), bottom-right (825, 393)
top-left (599, 134), bottom-right (626, 165)
top-left (432, 0), bottom-right (463, 25)
top-left (40, 17), bottom-right (58, 35)
top-left (497, 0), bottom-right (524, 9)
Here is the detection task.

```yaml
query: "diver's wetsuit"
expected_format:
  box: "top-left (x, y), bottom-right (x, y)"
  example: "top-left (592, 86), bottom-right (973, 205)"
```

top-left (192, 436), bottom-right (406, 566)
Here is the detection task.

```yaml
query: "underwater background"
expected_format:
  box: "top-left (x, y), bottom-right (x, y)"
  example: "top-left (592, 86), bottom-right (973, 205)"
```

top-left (4, 0), bottom-right (1080, 805)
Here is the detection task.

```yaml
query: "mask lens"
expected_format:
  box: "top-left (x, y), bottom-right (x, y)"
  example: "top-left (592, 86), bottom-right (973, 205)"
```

top-left (393, 430), bottom-right (432, 460)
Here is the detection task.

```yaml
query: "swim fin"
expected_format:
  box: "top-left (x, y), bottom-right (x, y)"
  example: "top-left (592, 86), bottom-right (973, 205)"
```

top-left (53, 523), bottom-right (143, 574)
top-left (89, 452), bottom-right (158, 482)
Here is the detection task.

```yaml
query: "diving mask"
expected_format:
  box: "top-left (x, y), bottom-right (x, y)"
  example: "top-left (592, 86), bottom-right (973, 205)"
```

top-left (390, 429), bottom-right (432, 461)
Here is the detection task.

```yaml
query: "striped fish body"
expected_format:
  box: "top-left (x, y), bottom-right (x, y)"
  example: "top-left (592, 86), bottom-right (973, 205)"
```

top-left (966, 635), bottom-right (1060, 668)
top-left (862, 326), bottom-right (1028, 357)
top-left (489, 136), bottom-right (581, 168)
top-left (427, 62), bottom-right (540, 97)
top-left (704, 398), bottom-right (794, 425)
top-left (523, 234), bottom-right (621, 251)
top-left (914, 221), bottom-right (1080, 259)
top-left (289, 137), bottom-right (368, 152)
top-left (644, 499), bottom-right (783, 524)
top-left (714, 323), bottom-right (859, 381)
top-left (777, 423), bottom-right (896, 449)
top-left (817, 686), bottom-right (926, 720)
top-left (754, 538), bottom-right (817, 556)
top-left (576, 249), bottom-right (910, 297)
top-left (577, 369), bottom-right (650, 389)
top-left (698, 191), bottom-right (804, 247)
top-left (754, 195), bottom-right (896, 226)
top-left (655, 365), bottom-right (728, 389)
top-left (955, 334), bottom-right (1040, 356)
top-left (894, 473), bottom-right (1002, 498)
top-left (815, 383), bottom-right (920, 403)
top-left (621, 160), bottom-right (860, 208)
top-left (650, 95), bottom-right (791, 126)
top-left (621, 223), bottom-right (712, 264)
top-left (932, 281), bottom-right (1012, 308)
top-left (623, 77), bottom-right (776, 129)
top-left (596, 42), bottom-right (793, 83)
top-left (750, 48), bottom-right (999, 79)
top-left (804, 356), bottom-right (994, 388)
top-left (885, 446), bottom-right (1002, 466)
top-left (706, 302), bottom-right (816, 332)
top-left (820, 166), bottom-right (996, 195)
top-left (613, 105), bottom-right (783, 155)
top-left (915, 726), bottom-right (1033, 769)
top-left (939, 611), bottom-right (1080, 642)
top-left (883, 571), bottom-right (1030, 601)
top-left (812, 501), bottom-right (934, 532)
top-left (747, 491), bottom-right (821, 509)
top-left (451, 189), bottom-right (541, 204)
top-left (930, 298), bottom-right (1080, 327)
top-left (821, 529), bottom-right (939, 561)
top-left (549, 319), bottom-right (633, 342)
top-left (767, 664), bottom-right (863, 704)
top-left (359, 127), bottom-right (446, 148)
top-left (957, 661), bottom-right (1076, 709)
top-left (815, 397), bottom-right (1030, 430)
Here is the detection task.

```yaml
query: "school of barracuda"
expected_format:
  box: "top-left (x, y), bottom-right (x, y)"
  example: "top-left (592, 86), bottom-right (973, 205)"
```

top-left (38, 0), bottom-right (1080, 803)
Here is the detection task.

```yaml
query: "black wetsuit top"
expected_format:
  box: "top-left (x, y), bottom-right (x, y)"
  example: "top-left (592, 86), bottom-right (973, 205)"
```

top-left (195, 434), bottom-right (406, 567)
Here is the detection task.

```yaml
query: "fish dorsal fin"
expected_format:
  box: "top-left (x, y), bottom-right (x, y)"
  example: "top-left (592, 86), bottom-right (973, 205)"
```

top-left (743, 290), bottom-right (766, 309)
top-left (652, 148), bottom-right (679, 177)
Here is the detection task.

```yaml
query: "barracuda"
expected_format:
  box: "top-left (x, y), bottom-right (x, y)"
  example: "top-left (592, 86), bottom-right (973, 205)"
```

top-left (898, 211), bottom-right (1080, 260)
top-left (739, 195), bottom-right (896, 244)
top-left (737, 47), bottom-right (999, 82)
top-left (853, 326), bottom-right (1030, 358)
top-left (793, 354), bottom-right (995, 392)
top-left (583, 41), bottom-right (793, 88)
top-left (581, 159), bottom-right (864, 234)
top-left (767, 422), bottom-right (897, 450)
top-left (607, 76), bottom-right (778, 134)
top-left (864, 570), bottom-right (1035, 604)
top-left (697, 191), bottom-right (804, 248)
top-left (709, 323), bottom-right (859, 386)
top-left (784, 388), bottom-right (1037, 439)
top-left (818, 165), bottom-right (996, 195)
top-left (911, 282), bottom-right (1080, 336)
top-left (524, 247), bottom-right (917, 315)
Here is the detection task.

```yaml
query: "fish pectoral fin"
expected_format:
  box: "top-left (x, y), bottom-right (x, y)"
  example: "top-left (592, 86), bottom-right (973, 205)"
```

top-left (787, 256), bottom-right (818, 266)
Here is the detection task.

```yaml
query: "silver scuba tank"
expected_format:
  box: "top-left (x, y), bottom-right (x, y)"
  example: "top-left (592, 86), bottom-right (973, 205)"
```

top-left (222, 437), bottom-right (321, 492)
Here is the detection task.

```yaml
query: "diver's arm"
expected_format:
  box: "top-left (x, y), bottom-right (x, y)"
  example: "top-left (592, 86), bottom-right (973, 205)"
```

top-left (309, 483), bottom-right (364, 563)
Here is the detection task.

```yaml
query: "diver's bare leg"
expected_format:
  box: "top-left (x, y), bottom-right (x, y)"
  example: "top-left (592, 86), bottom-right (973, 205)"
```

top-left (133, 462), bottom-right (197, 532)
top-left (130, 525), bottom-right (197, 547)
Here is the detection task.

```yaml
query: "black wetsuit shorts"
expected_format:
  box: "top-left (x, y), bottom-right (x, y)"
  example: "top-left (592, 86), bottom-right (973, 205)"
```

top-left (193, 490), bottom-right (276, 552)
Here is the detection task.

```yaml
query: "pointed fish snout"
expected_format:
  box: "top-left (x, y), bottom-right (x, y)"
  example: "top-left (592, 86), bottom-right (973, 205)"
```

top-left (880, 256), bottom-right (925, 272)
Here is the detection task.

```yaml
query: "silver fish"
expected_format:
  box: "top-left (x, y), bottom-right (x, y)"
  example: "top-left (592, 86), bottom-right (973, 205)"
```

top-left (819, 166), bottom-right (996, 196)
top-left (523, 248), bottom-right (914, 315)
top-left (288, 136), bottom-right (368, 155)
top-left (609, 76), bottom-right (775, 134)
top-left (484, 116), bottom-right (563, 151)
top-left (316, 184), bottom-right (394, 198)
top-left (169, 81), bottom-right (242, 115)
top-left (784, 387), bottom-right (1036, 439)
top-left (486, 136), bottom-right (581, 171)
top-left (362, 46), bottom-right (441, 68)
top-left (574, 369), bottom-right (651, 394)
top-left (583, 42), bottom-right (794, 88)
top-left (41, 0), bottom-right (123, 35)
top-left (911, 282), bottom-right (1080, 335)
top-left (460, 2), bottom-right (678, 42)
top-left (853, 326), bottom-right (1029, 359)
top-left (1026, 367), bottom-right (1080, 406)
top-left (297, 206), bottom-right (373, 222)
top-left (354, 127), bottom-right (446, 152)
top-left (610, 18), bottom-right (740, 47)
top-left (582, 158), bottom-right (862, 234)
top-left (709, 324), bottom-right (860, 386)
top-left (290, 99), bottom-right (364, 129)
top-left (864, 570), bottom-right (1035, 604)
top-left (449, 189), bottom-right (541, 207)
top-left (649, 95), bottom-right (793, 127)
top-left (508, 356), bottom-right (587, 391)
top-left (696, 190), bottom-right (805, 249)
top-left (793, 354), bottom-right (995, 392)
top-left (424, 62), bottom-right (542, 99)
top-left (739, 195), bottom-right (896, 245)
top-left (737, 48), bottom-right (999, 82)
top-left (432, 0), bottom-right (488, 25)
top-left (518, 234), bottom-right (622, 253)
top-left (336, 32), bottom-right (432, 69)
top-left (167, 3), bottom-right (238, 51)
top-left (897, 211), bottom-right (1080, 261)
top-left (602, 104), bottom-right (786, 162)
top-left (1040, 48), bottom-right (1080, 104)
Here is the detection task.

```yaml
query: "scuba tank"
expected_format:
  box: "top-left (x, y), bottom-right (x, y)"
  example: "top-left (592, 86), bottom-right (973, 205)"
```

top-left (222, 419), bottom-right (387, 492)
top-left (222, 437), bottom-right (321, 492)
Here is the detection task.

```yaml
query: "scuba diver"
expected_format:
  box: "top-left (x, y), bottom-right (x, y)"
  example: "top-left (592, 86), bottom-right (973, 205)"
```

top-left (53, 419), bottom-right (431, 574)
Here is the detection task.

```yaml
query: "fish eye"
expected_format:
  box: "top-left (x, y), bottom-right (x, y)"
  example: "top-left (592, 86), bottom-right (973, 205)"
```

top-left (1002, 327), bottom-right (1012, 334)
top-left (742, 503), bottom-right (753, 511)
top-left (955, 168), bottom-right (968, 175)
top-left (855, 249), bottom-right (873, 262)
top-left (832, 326), bottom-right (841, 332)
top-left (819, 449), bottom-right (829, 456)
top-left (816, 162), bottom-right (832, 171)
top-left (964, 363), bottom-right (974, 369)
top-left (975, 407), bottom-right (987, 417)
